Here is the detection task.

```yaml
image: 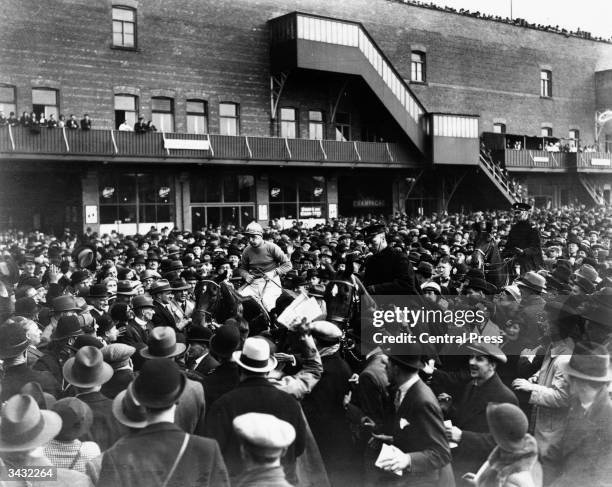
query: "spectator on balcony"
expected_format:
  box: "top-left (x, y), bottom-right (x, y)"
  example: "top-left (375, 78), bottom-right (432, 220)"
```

top-left (57, 114), bottom-right (66, 128)
top-left (19, 111), bottom-right (31, 127)
top-left (118, 120), bottom-right (133, 132)
top-left (8, 112), bottom-right (18, 126)
top-left (39, 113), bottom-right (47, 128)
top-left (29, 112), bottom-right (40, 134)
top-left (47, 114), bottom-right (58, 128)
top-left (66, 114), bottom-right (79, 130)
top-left (0, 111), bottom-right (7, 126)
top-left (80, 114), bottom-right (92, 131)
top-left (134, 115), bottom-right (147, 133)
top-left (146, 120), bottom-right (157, 132)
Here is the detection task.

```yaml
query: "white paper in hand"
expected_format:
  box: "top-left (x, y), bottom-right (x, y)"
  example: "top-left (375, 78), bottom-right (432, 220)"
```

top-left (375, 443), bottom-right (404, 476)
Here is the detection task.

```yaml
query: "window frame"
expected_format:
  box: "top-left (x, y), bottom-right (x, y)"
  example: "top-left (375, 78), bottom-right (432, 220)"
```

top-left (493, 123), bottom-right (506, 134)
top-left (114, 94), bottom-right (138, 129)
top-left (541, 127), bottom-right (553, 137)
top-left (219, 102), bottom-right (240, 136)
top-left (186, 99), bottom-right (208, 134)
top-left (279, 107), bottom-right (297, 138)
top-left (31, 88), bottom-right (59, 119)
top-left (410, 51), bottom-right (426, 83)
top-left (308, 110), bottom-right (324, 140)
top-left (540, 70), bottom-right (552, 98)
top-left (112, 5), bottom-right (137, 50)
top-left (151, 96), bottom-right (174, 132)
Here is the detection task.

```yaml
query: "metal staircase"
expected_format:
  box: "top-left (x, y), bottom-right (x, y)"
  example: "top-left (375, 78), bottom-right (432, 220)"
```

top-left (478, 150), bottom-right (520, 204)
top-left (579, 174), bottom-right (607, 206)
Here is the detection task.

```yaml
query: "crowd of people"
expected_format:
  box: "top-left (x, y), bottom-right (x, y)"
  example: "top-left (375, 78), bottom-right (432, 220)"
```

top-left (393, 0), bottom-right (612, 43)
top-left (0, 203), bottom-right (611, 486)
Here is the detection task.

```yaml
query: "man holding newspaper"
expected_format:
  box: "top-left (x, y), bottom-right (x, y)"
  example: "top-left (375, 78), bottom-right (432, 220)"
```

top-left (238, 222), bottom-right (293, 311)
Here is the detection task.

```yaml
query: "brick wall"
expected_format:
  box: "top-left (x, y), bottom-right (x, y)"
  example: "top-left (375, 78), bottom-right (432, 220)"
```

top-left (2, 0), bottom-right (611, 143)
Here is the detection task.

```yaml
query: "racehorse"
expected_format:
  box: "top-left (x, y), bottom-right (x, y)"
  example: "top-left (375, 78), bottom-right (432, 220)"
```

top-left (192, 277), bottom-right (271, 336)
top-left (471, 227), bottom-right (514, 290)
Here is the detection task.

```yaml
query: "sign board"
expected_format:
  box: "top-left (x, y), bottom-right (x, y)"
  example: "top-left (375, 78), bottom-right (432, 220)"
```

top-left (164, 138), bottom-right (210, 150)
top-left (328, 203), bottom-right (338, 219)
top-left (591, 158), bottom-right (611, 166)
top-left (353, 199), bottom-right (386, 208)
top-left (258, 204), bottom-right (268, 221)
top-left (85, 205), bottom-right (98, 224)
top-left (533, 157), bottom-right (549, 163)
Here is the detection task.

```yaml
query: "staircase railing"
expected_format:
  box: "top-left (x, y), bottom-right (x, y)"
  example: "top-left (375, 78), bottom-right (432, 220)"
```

top-left (478, 149), bottom-right (519, 203)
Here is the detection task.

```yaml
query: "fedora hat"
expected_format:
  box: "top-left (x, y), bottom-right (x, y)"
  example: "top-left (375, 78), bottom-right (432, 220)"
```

top-left (149, 279), bottom-right (172, 295)
top-left (52, 315), bottom-right (84, 341)
top-left (386, 342), bottom-right (425, 370)
top-left (0, 395), bottom-right (62, 452)
top-left (465, 277), bottom-right (497, 295)
top-left (560, 341), bottom-right (612, 382)
top-left (52, 295), bottom-right (81, 313)
top-left (582, 304), bottom-right (612, 328)
top-left (112, 383), bottom-right (148, 428)
top-left (20, 382), bottom-right (57, 410)
top-left (88, 284), bottom-right (110, 299)
top-left (170, 278), bottom-right (191, 291)
top-left (467, 341), bottom-right (508, 363)
top-left (233, 337), bottom-right (278, 373)
top-left (52, 397), bottom-right (93, 441)
top-left (62, 346), bottom-right (114, 388)
top-left (70, 269), bottom-right (91, 287)
top-left (132, 358), bottom-right (186, 409)
top-left (140, 326), bottom-right (186, 359)
top-left (210, 324), bottom-right (240, 358)
top-left (0, 322), bottom-right (30, 359)
top-left (486, 403), bottom-right (529, 452)
top-left (574, 275), bottom-right (596, 294)
top-left (116, 280), bottom-right (139, 296)
top-left (516, 271), bottom-right (547, 294)
top-left (574, 264), bottom-right (600, 284)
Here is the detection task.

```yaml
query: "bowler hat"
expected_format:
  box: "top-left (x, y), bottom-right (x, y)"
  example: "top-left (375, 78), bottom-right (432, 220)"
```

top-left (233, 337), bottom-right (278, 373)
top-left (88, 284), bottom-right (110, 299)
top-left (170, 278), bottom-right (191, 291)
top-left (132, 295), bottom-right (155, 309)
top-left (187, 325), bottom-right (213, 344)
top-left (116, 280), bottom-right (139, 296)
top-left (110, 302), bottom-right (131, 322)
top-left (52, 315), bottom-right (84, 341)
top-left (363, 224), bottom-right (386, 239)
top-left (486, 403), bottom-right (529, 452)
top-left (560, 341), bottom-right (612, 382)
top-left (133, 358), bottom-right (186, 409)
top-left (52, 397), bottom-right (93, 441)
top-left (210, 324), bottom-right (240, 358)
top-left (73, 335), bottom-right (104, 350)
top-left (416, 261), bottom-right (434, 277)
top-left (0, 395), bottom-right (62, 452)
top-left (516, 271), bottom-right (547, 294)
top-left (0, 322), bottom-right (29, 359)
top-left (70, 269), bottom-right (91, 287)
top-left (52, 295), bottom-right (81, 313)
top-left (465, 277), bottom-right (497, 295)
top-left (62, 346), bottom-right (114, 388)
top-left (112, 383), bottom-right (147, 428)
top-left (546, 266), bottom-right (572, 290)
top-left (149, 279), bottom-right (172, 295)
top-left (14, 296), bottom-right (38, 316)
top-left (140, 327), bottom-right (186, 359)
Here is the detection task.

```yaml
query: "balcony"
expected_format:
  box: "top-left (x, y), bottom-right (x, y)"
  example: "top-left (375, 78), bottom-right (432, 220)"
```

top-left (269, 12), bottom-right (428, 154)
top-left (577, 151), bottom-right (612, 172)
top-left (500, 149), bottom-right (576, 171)
top-left (0, 126), bottom-right (420, 168)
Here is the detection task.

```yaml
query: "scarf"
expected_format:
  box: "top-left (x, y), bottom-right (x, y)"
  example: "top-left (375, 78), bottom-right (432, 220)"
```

top-left (477, 434), bottom-right (538, 487)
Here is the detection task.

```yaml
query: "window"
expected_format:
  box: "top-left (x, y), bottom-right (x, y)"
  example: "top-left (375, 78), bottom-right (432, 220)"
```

top-left (411, 51), bottom-right (426, 83)
top-left (540, 70), bottom-right (552, 97)
top-left (308, 110), bottom-right (324, 140)
top-left (219, 102), bottom-right (239, 135)
top-left (187, 100), bottom-right (208, 134)
top-left (493, 123), bottom-right (506, 134)
top-left (279, 107), bottom-right (297, 138)
top-left (334, 112), bottom-right (350, 141)
top-left (151, 97), bottom-right (174, 132)
top-left (269, 175), bottom-right (326, 220)
top-left (32, 88), bottom-right (58, 119)
top-left (569, 129), bottom-right (580, 140)
top-left (114, 94), bottom-right (138, 129)
top-left (541, 127), bottom-right (553, 137)
top-left (112, 6), bottom-right (136, 48)
top-left (99, 172), bottom-right (174, 225)
top-left (0, 85), bottom-right (16, 116)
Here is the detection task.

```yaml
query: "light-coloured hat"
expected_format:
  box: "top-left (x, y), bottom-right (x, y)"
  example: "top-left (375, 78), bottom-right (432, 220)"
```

top-left (233, 337), bottom-right (278, 373)
top-left (466, 341), bottom-right (507, 364)
top-left (516, 271), bottom-right (547, 294)
top-left (244, 221), bottom-right (264, 236)
top-left (310, 320), bottom-right (342, 343)
top-left (421, 281), bottom-right (442, 295)
top-left (501, 284), bottom-right (521, 304)
top-left (233, 412), bottom-right (295, 457)
top-left (102, 343), bottom-right (136, 369)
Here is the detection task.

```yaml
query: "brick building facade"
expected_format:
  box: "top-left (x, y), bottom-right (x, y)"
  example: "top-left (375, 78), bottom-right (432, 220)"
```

top-left (1, 0), bottom-right (612, 233)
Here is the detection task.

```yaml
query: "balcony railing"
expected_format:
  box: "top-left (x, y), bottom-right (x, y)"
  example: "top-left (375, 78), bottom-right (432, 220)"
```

top-left (499, 149), bottom-right (576, 170)
top-left (0, 126), bottom-right (415, 166)
top-left (578, 151), bottom-right (612, 170)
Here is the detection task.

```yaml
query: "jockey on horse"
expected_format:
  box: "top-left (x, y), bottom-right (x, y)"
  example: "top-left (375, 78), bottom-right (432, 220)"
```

top-left (237, 221), bottom-right (293, 311)
top-left (500, 202), bottom-right (543, 274)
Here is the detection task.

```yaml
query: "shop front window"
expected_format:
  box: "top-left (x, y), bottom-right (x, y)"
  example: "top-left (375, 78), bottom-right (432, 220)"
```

top-left (269, 175), bottom-right (326, 220)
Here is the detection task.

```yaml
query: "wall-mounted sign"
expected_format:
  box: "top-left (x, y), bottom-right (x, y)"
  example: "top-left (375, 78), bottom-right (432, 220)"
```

top-left (300, 206), bottom-right (322, 218)
top-left (270, 187), bottom-right (281, 198)
top-left (258, 204), bottom-right (268, 221)
top-left (533, 157), bottom-right (549, 163)
top-left (328, 203), bottom-right (338, 219)
top-left (102, 187), bottom-right (115, 199)
top-left (164, 138), bottom-right (210, 150)
top-left (313, 187), bottom-right (324, 197)
top-left (158, 187), bottom-right (171, 198)
top-left (85, 205), bottom-right (98, 224)
top-left (591, 158), bottom-right (611, 166)
top-left (353, 199), bottom-right (386, 208)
